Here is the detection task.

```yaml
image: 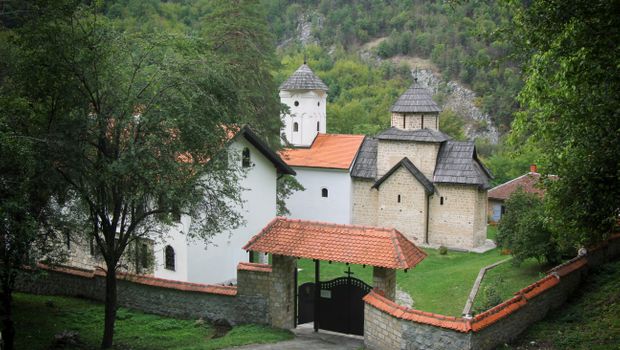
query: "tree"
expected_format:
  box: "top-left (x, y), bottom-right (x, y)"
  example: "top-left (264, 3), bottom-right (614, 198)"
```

top-left (509, 0), bottom-right (620, 248)
top-left (439, 109), bottom-right (467, 141)
top-left (496, 190), bottom-right (560, 265)
top-left (8, 2), bottom-right (246, 348)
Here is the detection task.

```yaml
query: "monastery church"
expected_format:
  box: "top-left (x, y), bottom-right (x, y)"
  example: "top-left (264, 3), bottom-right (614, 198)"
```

top-left (279, 63), bottom-right (493, 250)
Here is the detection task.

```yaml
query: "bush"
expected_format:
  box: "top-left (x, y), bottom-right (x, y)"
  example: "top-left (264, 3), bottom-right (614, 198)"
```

top-left (496, 189), bottom-right (561, 265)
top-left (480, 284), bottom-right (503, 310)
top-left (438, 245), bottom-right (448, 255)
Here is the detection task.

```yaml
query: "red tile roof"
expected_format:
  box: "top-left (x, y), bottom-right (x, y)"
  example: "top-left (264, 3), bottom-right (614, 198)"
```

top-left (279, 134), bottom-right (365, 170)
top-left (488, 172), bottom-right (544, 201)
top-left (237, 262), bottom-right (272, 273)
top-left (243, 217), bottom-right (426, 269)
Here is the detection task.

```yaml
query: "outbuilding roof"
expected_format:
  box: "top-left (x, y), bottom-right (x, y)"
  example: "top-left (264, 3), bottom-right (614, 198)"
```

top-left (390, 81), bottom-right (442, 113)
top-left (350, 137), bottom-right (378, 179)
top-left (279, 134), bottom-right (365, 170)
top-left (372, 158), bottom-right (435, 195)
top-left (488, 172), bottom-right (544, 201)
top-left (279, 64), bottom-right (329, 91)
top-left (243, 218), bottom-right (427, 269)
top-left (376, 127), bottom-right (451, 143)
top-left (433, 141), bottom-right (492, 188)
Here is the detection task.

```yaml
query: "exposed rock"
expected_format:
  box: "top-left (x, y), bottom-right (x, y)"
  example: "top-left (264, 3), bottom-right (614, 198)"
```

top-left (51, 330), bottom-right (81, 348)
top-left (277, 13), bottom-right (323, 49)
top-left (415, 69), bottom-right (500, 144)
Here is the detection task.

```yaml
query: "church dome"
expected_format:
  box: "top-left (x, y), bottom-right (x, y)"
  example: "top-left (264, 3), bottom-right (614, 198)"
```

top-left (279, 64), bottom-right (329, 91)
top-left (391, 80), bottom-right (441, 113)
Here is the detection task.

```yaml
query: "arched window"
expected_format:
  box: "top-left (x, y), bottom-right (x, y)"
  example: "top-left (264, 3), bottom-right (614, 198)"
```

top-left (165, 245), bottom-right (175, 271)
top-left (321, 188), bottom-right (329, 198)
top-left (316, 121), bottom-right (320, 131)
top-left (242, 147), bottom-right (251, 168)
top-left (294, 101), bottom-right (299, 107)
top-left (293, 122), bottom-right (299, 132)
top-left (317, 101), bottom-right (320, 106)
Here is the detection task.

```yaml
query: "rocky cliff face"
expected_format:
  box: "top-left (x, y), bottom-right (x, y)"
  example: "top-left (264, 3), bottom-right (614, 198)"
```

top-left (415, 69), bottom-right (499, 144)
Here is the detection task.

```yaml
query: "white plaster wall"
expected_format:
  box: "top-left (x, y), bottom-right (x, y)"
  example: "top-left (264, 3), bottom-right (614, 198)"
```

top-left (153, 219), bottom-right (189, 281)
top-left (280, 90), bottom-right (327, 147)
top-left (186, 137), bottom-right (277, 284)
top-left (153, 137), bottom-right (277, 284)
top-left (285, 167), bottom-right (352, 224)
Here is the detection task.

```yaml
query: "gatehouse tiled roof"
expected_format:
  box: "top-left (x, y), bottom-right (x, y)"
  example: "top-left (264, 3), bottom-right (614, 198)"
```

top-left (243, 218), bottom-right (427, 269)
top-left (279, 64), bottom-right (329, 91)
top-left (433, 141), bottom-right (492, 189)
top-left (390, 81), bottom-right (441, 113)
top-left (279, 134), bottom-right (365, 170)
top-left (376, 127), bottom-right (451, 143)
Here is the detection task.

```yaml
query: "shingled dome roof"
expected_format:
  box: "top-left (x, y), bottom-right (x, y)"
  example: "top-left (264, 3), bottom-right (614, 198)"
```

top-left (279, 64), bottom-right (329, 91)
top-left (391, 81), bottom-right (441, 113)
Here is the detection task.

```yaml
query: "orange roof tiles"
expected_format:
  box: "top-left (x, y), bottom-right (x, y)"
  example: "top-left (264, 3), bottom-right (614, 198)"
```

top-left (279, 134), bottom-right (365, 169)
top-left (472, 295), bottom-right (527, 331)
top-left (243, 217), bottom-right (426, 269)
top-left (488, 172), bottom-right (545, 201)
top-left (237, 262), bottom-right (272, 273)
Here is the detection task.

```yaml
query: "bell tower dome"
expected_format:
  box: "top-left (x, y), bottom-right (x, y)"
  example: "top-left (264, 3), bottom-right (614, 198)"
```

top-left (279, 63), bottom-right (328, 147)
top-left (390, 78), bottom-right (441, 131)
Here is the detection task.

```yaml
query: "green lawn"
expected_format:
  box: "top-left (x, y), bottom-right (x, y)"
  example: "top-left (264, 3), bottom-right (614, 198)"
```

top-left (472, 258), bottom-right (548, 313)
top-left (13, 293), bottom-right (292, 350)
top-left (504, 260), bottom-right (620, 350)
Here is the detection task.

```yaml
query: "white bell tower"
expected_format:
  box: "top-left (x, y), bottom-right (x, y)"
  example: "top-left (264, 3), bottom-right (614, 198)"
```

top-left (279, 63), bottom-right (328, 147)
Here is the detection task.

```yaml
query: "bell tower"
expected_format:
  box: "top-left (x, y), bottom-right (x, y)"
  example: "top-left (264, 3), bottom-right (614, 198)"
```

top-left (390, 78), bottom-right (441, 131)
top-left (279, 62), bottom-right (328, 147)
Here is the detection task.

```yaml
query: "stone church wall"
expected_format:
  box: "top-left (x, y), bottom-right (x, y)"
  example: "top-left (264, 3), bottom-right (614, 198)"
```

top-left (377, 140), bottom-right (440, 179)
top-left (351, 179), bottom-right (378, 227)
top-left (428, 184), bottom-right (481, 249)
top-left (376, 167), bottom-right (428, 244)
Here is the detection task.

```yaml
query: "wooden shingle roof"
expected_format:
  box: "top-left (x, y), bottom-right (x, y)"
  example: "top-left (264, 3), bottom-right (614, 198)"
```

top-left (350, 137), bottom-right (378, 179)
top-left (433, 141), bottom-right (492, 188)
top-left (376, 127), bottom-right (451, 143)
top-left (279, 64), bottom-right (329, 91)
top-left (390, 81), bottom-right (442, 113)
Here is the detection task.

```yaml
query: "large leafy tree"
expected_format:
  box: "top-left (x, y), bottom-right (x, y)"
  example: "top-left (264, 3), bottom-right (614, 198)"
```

top-left (6, 1), bottom-right (246, 348)
top-left (509, 0), bottom-right (620, 248)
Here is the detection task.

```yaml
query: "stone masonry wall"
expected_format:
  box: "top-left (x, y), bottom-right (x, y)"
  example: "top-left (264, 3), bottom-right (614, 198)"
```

top-left (351, 179), bottom-right (378, 227)
top-left (377, 167), bottom-right (428, 244)
top-left (377, 140), bottom-right (440, 179)
top-left (428, 184), bottom-right (479, 249)
top-left (15, 262), bottom-right (273, 326)
top-left (363, 233), bottom-right (620, 350)
top-left (269, 255), bottom-right (297, 329)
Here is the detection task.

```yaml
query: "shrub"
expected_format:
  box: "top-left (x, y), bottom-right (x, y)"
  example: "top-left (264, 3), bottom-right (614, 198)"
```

top-left (481, 284), bottom-right (503, 310)
top-left (439, 245), bottom-right (448, 255)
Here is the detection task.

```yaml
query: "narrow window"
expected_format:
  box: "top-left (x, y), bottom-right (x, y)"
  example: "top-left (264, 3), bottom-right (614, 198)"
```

top-left (321, 188), bottom-right (329, 198)
top-left (242, 147), bottom-right (250, 168)
top-left (421, 115), bottom-right (425, 129)
top-left (317, 121), bottom-right (320, 132)
top-left (403, 115), bottom-right (406, 129)
top-left (165, 245), bottom-right (175, 271)
top-left (501, 205), bottom-right (506, 215)
top-left (317, 101), bottom-right (320, 106)
top-left (172, 206), bottom-right (181, 222)
top-left (65, 233), bottom-right (71, 250)
top-left (141, 243), bottom-right (149, 269)
top-left (293, 122), bottom-right (299, 132)
top-left (294, 101), bottom-right (299, 107)
top-left (397, 194), bottom-right (401, 203)
top-left (440, 196), bottom-right (444, 205)
top-left (90, 237), bottom-right (95, 255)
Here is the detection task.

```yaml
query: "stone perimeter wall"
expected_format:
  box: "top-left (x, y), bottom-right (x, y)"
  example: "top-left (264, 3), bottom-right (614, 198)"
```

top-left (15, 261), bottom-right (273, 326)
top-left (364, 233), bottom-right (620, 350)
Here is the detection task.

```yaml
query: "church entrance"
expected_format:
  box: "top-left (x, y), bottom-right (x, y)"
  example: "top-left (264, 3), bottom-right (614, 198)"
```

top-left (297, 267), bottom-right (371, 336)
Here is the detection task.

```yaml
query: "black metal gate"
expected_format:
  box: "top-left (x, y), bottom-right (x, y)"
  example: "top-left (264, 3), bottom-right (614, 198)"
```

top-left (297, 276), bottom-right (372, 335)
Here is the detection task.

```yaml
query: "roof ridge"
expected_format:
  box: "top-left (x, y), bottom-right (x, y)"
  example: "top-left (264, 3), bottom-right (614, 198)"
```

top-left (488, 172), bottom-right (540, 192)
top-left (278, 216), bottom-right (395, 232)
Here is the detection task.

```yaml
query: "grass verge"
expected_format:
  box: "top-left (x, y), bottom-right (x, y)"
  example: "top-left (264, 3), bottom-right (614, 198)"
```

top-left (13, 293), bottom-right (293, 350)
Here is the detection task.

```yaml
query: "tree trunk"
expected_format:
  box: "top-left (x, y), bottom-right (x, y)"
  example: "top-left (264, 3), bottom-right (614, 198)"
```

top-left (0, 284), bottom-right (15, 350)
top-left (100, 267), bottom-right (117, 349)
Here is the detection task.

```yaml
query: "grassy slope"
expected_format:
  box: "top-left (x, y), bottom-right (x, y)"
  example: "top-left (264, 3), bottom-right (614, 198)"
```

top-left (13, 293), bottom-right (292, 350)
top-left (506, 260), bottom-right (620, 350)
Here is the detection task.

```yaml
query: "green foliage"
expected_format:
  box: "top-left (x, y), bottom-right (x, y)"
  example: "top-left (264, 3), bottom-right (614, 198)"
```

top-left (439, 110), bottom-right (466, 141)
top-left (12, 293), bottom-right (293, 349)
top-left (496, 190), bottom-right (561, 265)
top-left (509, 0), bottom-right (620, 248)
top-left (483, 143), bottom-right (539, 186)
top-left (264, 0), bottom-right (522, 131)
top-left (480, 283), bottom-right (503, 311)
top-left (438, 246), bottom-right (448, 255)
